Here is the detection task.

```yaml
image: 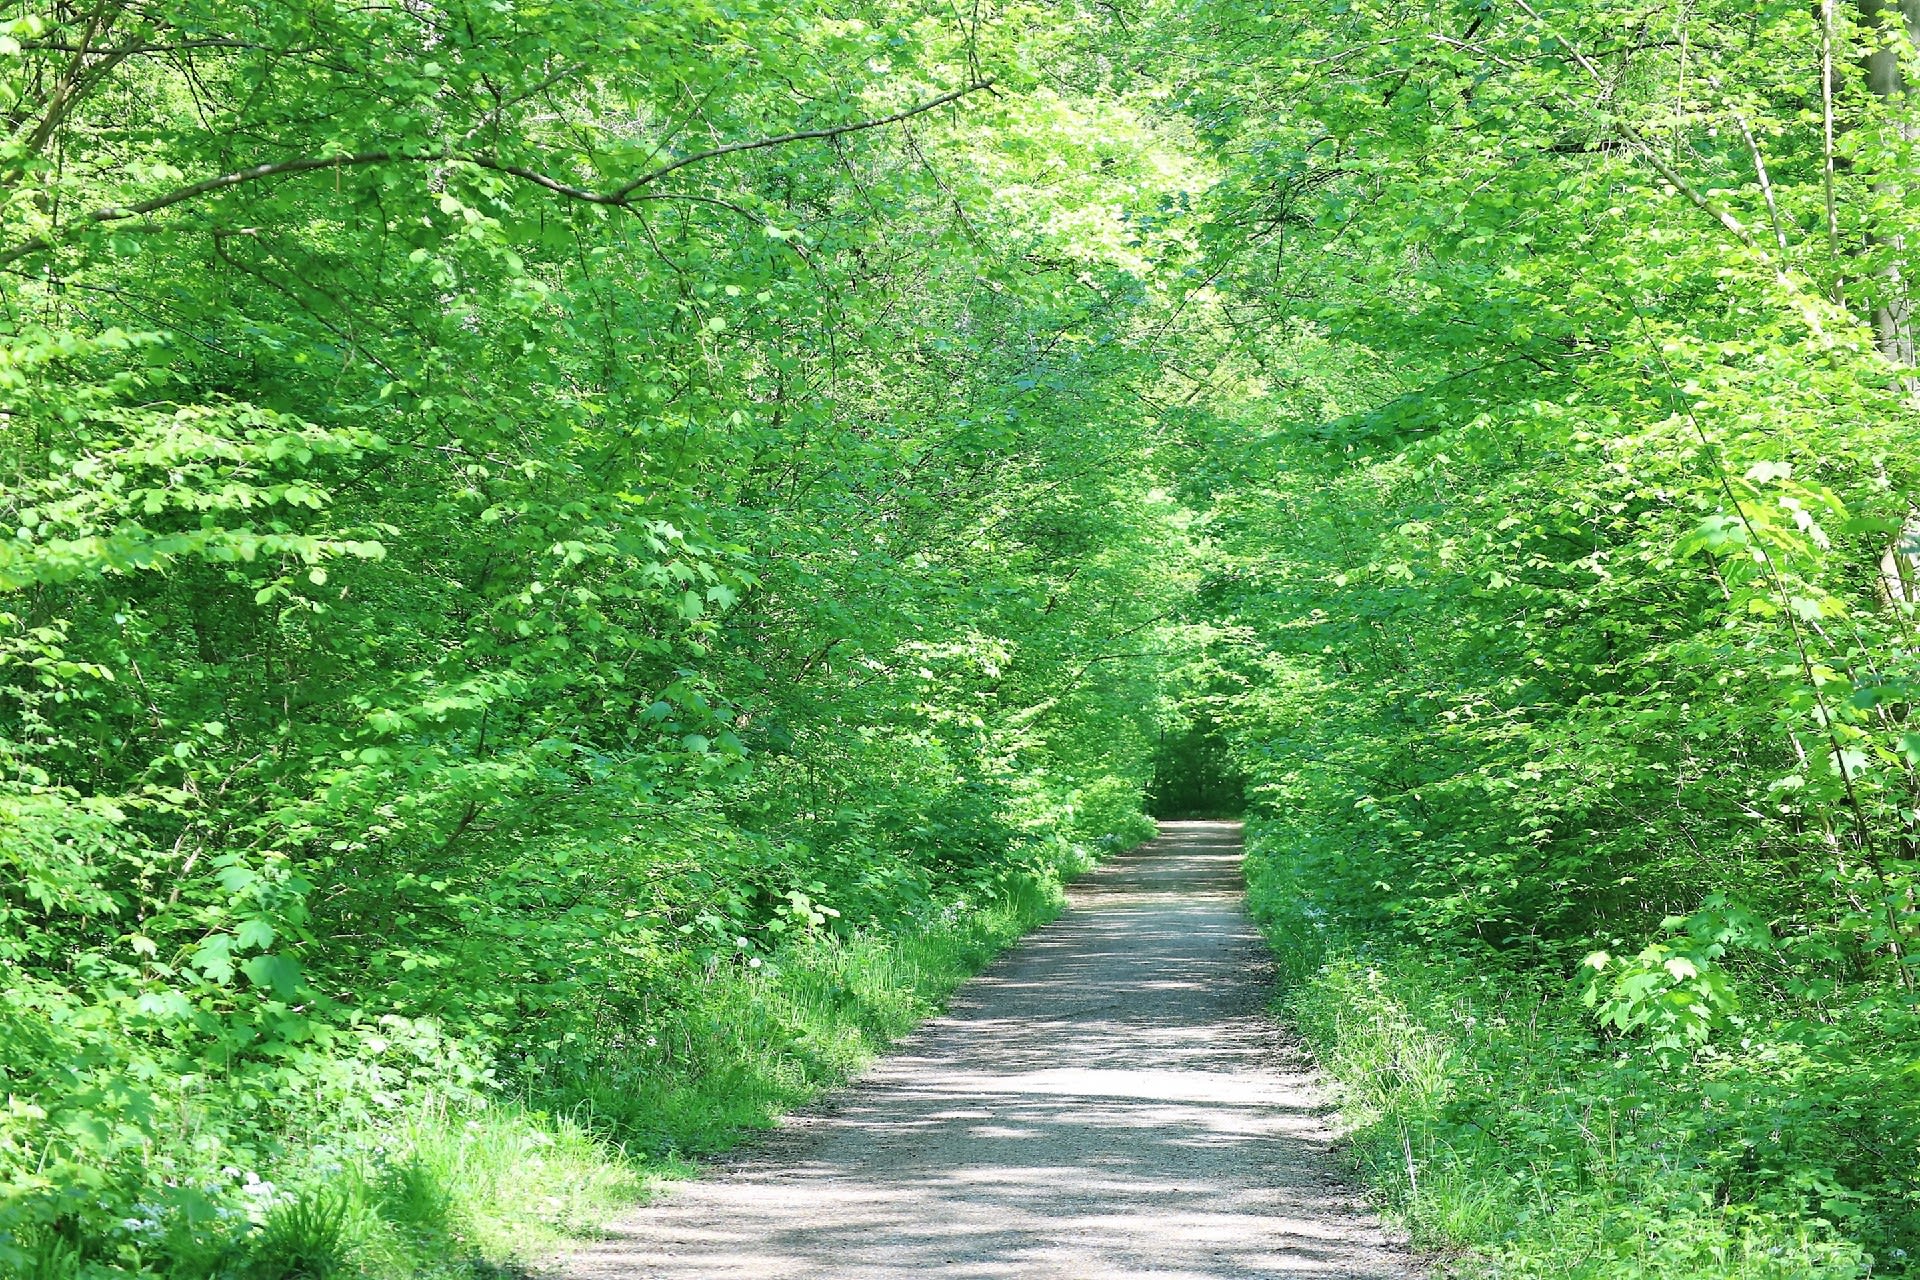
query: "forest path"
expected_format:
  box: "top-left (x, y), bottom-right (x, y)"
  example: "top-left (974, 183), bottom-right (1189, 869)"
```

top-left (560, 820), bottom-right (1418, 1279)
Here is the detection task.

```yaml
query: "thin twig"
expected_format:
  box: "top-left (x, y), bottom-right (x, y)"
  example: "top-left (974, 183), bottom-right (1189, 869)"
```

top-left (1821, 0), bottom-right (1844, 304)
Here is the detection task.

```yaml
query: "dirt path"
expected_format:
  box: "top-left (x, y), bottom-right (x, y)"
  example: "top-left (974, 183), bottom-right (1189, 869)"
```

top-left (562, 820), bottom-right (1419, 1279)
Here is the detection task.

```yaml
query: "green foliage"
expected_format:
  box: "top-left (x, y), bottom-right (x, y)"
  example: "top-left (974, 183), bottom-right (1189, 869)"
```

top-left (0, 835), bottom-right (1091, 1278)
top-left (1153, 0), bottom-right (1920, 1270)
top-left (534, 839), bottom-right (1091, 1155)
top-left (248, 1188), bottom-right (353, 1280)
top-left (0, 0), bottom-right (1176, 1271)
top-left (1249, 835), bottom-right (1915, 1279)
top-left (7, 0), bottom-right (1920, 1272)
top-left (1147, 719), bottom-right (1245, 818)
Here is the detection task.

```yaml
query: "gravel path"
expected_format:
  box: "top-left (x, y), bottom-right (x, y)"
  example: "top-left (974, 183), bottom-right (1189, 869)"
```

top-left (561, 820), bottom-right (1419, 1279)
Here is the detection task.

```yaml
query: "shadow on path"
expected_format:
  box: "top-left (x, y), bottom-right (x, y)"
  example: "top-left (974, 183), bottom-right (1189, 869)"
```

top-left (561, 821), bottom-right (1418, 1279)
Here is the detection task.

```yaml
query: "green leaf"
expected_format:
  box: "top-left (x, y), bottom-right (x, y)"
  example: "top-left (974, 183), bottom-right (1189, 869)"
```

top-left (240, 953), bottom-right (304, 998)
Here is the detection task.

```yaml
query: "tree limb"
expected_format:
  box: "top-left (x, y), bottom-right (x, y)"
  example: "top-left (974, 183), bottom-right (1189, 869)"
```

top-left (607, 80), bottom-right (994, 196)
top-left (1509, 0), bottom-right (1758, 251)
top-left (0, 80), bottom-right (995, 267)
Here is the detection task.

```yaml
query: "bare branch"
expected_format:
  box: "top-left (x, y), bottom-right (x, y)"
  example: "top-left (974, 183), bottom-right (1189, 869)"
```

top-left (610, 79), bottom-right (994, 196)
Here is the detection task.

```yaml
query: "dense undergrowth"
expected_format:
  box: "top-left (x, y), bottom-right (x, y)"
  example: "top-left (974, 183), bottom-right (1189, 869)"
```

top-left (1249, 826), bottom-right (1920, 1279)
top-left (23, 813), bottom-right (1134, 1280)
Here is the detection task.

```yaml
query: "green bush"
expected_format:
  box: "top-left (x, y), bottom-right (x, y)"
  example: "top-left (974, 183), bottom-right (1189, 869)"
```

top-left (1248, 826), bottom-right (1918, 1279)
top-left (0, 787), bottom-right (1137, 1277)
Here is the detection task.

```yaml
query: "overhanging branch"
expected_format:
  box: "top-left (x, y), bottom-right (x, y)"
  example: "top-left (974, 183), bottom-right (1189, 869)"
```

top-left (0, 80), bottom-right (995, 268)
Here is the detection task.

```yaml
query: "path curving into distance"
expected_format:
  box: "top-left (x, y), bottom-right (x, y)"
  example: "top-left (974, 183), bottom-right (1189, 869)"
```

top-left (562, 820), bottom-right (1420, 1279)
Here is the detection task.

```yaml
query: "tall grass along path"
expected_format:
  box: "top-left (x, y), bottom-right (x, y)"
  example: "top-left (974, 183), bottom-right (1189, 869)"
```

top-left (561, 821), bottom-right (1420, 1279)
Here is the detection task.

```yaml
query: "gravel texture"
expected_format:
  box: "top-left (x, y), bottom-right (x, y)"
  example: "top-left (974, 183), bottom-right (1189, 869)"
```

top-left (559, 819), bottom-right (1420, 1279)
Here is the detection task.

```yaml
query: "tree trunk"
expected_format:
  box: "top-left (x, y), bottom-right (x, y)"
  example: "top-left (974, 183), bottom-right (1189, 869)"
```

top-left (1858, 0), bottom-right (1920, 371)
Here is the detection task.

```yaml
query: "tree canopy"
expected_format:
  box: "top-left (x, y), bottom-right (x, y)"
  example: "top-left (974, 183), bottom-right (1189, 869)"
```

top-left (3, 0), bottom-right (1920, 1276)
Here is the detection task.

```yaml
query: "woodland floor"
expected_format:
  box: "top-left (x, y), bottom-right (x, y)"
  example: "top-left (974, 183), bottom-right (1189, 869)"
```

top-left (557, 821), bottom-right (1420, 1279)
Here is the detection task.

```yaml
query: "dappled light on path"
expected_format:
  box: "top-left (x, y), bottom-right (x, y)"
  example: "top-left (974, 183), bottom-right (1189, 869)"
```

top-left (564, 822), bottom-right (1417, 1279)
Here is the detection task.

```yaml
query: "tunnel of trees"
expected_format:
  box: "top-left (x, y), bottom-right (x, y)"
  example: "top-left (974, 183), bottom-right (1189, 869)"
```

top-left (3, 0), bottom-right (1920, 1276)
top-left (1147, 722), bottom-right (1246, 819)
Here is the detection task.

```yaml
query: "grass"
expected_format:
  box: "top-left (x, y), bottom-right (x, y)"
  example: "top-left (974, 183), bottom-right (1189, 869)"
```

top-left (21, 1078), bottom-right (670, 1280)
top-left (537, 870), bottom-right (1073, 1157)
top-left (1242, 824), bottom-right (1904, 1280)
top-left (33, 846), bottom-right (1099, 1280)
